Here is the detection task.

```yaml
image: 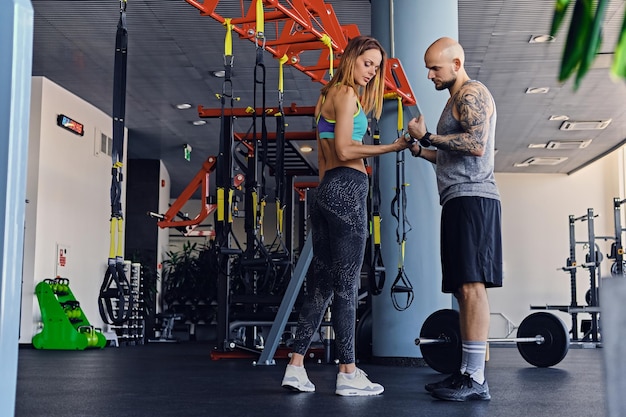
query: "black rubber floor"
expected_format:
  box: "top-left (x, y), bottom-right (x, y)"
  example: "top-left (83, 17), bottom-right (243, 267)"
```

top-left (16, 342), bottom-right (606, 417)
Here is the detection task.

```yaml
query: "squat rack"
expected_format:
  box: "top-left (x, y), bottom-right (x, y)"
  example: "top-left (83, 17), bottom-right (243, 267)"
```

top-left (532, 208), bottom-right (601, 343)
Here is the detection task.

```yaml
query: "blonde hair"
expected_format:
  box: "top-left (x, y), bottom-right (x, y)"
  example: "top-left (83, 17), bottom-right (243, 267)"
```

top-left (320, 35), bottom-right (387, 119)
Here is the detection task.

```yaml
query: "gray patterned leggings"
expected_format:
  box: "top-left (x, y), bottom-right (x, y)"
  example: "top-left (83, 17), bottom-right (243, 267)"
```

top-left (292, 167), bottom-right (369, 364)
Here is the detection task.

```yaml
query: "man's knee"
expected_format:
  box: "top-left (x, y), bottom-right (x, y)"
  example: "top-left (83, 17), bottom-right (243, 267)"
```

top-left (454, 282), bottom-right (487, 304)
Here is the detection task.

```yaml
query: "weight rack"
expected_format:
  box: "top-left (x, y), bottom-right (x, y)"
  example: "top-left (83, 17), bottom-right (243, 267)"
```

top-left (531, 208), bottom-right (601, 344)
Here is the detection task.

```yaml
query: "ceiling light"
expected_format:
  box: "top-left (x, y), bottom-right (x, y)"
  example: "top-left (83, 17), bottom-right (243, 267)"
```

top-left (549, 115), bottom-right (569, 121)
top-left (525, 87), bottom-right (550, 94)
top-left (528, 143), bottom-right (547, 149)
top-left (559, 119), bottom-right (612, 131)
top-left (546, 139), bottom-right (592, 149)
top-left (300, 145), bottom-right (313, 153)
top-left (514, 156), bottom-right (568, 167)
top-left (212, 70), bottom-right (226, 78)
top-left (175, 103), bottom-right (192, 110)
top-left (192, 120), bottom-right (206, 126)
top-left (529, 34), bottom-right (555, 43)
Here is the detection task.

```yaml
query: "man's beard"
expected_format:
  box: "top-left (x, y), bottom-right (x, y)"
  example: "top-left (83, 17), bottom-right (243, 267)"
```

top-left (436, 77), bottom-right (456, 91)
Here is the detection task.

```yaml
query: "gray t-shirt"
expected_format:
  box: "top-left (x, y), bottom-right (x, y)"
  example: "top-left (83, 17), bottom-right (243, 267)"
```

top-left (435, 80), bottom-right (500, 205)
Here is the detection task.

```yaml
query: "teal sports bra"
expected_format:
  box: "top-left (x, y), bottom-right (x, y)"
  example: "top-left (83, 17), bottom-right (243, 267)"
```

top-left (316, 98), bottom-right (368, 142)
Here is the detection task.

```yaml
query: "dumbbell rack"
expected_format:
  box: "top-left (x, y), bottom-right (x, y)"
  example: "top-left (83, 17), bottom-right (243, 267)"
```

top-left (32, 278), bottom-right (107, 350)
top-left (109, 262), bottom-right (145, 345)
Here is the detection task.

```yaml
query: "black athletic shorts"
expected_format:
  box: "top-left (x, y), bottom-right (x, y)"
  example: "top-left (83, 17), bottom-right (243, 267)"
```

top-left (440, 196), bottom-right (503, 293)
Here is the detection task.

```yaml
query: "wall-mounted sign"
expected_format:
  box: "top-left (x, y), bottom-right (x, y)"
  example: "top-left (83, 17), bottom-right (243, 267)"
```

top-left (56, 114), bottom-right (84, 136)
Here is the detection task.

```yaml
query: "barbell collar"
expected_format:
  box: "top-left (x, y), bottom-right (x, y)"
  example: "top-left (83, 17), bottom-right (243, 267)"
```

top-left (414, 337), bottom-right (447, 346)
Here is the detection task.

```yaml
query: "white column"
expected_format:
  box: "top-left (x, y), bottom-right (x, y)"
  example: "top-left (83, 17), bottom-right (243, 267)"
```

top-left (0, 0), bottom-right (34, 414)
top-left (370, 0), bottom-right (458, 358)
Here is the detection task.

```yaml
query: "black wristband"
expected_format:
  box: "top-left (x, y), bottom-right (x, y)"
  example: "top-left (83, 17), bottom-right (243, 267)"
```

top-left (403, 131), bottom-right (418, 145)
top-left (411, 145), bottom-right (422, 158)
top-left (419, 132), bottom-right (433, 147)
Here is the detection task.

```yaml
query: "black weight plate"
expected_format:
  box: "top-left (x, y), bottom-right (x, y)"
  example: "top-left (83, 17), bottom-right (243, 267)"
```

top-left (419, 309), bottom-right (462, 374)
top-left (516, 312), bottom-right (569, 367)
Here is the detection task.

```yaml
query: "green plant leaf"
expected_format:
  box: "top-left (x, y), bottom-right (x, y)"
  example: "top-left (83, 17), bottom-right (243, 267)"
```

top-left (559, 0), bottom-right (594, 83)
top-left (551, 0), bottom-right (572, 36)
top-left (611, 8), bottom-right (626, 80)
top-left (575, 0), bottom-right (609, 89)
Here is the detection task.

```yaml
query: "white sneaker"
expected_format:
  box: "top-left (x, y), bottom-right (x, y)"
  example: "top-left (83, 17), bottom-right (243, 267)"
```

top-left (281, 365), bottom-right (315, 392)
top-left (335, 368), bottom-right (384, 396)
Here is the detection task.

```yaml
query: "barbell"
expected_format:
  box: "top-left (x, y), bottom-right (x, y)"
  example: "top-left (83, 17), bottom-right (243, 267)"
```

top-left (416, 309), bottom-right (570, 374)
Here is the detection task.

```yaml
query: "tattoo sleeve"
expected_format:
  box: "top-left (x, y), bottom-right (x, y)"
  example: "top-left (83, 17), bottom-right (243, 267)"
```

top-left (433, 83), bottom-right (492, 155)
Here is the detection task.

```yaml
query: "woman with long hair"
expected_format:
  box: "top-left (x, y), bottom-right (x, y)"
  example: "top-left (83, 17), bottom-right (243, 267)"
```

top-left (281, 35), bottom-right (410, 396)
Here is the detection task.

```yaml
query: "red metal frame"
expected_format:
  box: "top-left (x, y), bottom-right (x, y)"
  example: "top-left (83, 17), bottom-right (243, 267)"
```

top-left (162, 0), bottom-right (415, 234)
top-left (294, 181), bottom-right (318, 202)
top-left (185, 0), bottom-right (416, 105)
top-left (156, 156), bottom-right (244, 237)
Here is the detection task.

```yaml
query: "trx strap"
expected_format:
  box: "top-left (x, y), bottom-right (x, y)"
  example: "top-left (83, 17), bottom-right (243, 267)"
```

top-left (390, 98), bottom-right (414, 311)
top-left (98, 0), bottom-right (133, 325)
top-left (320, 34), bottom-right (334, 79)
top-left (270, 54), bottom-right (290, 257)
top-left (248, 0), bottom-right (267, 245)
top-left (368, 118), bottom-right (385, 296)
top-left (216, 18), bottom-right (235, 242)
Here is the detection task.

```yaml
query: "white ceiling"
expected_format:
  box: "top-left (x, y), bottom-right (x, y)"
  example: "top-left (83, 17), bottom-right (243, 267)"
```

top-left (31, 0), bottom-right (626, 197)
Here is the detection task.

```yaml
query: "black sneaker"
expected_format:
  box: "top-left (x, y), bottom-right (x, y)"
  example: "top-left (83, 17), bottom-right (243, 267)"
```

top-left (430, 373), bottom-right (491, 401)
top-left (424, 372), bottom-right (463, 393)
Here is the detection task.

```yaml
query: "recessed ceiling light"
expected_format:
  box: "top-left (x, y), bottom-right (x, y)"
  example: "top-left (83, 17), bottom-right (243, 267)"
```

top-left (549, 115), bottom-right (569, 121)
top-left (546, 139), bottom-right (592, 149)
top-left (212, 70), bottom-right (226, 78)
top-left (300, 145), bottom-right (313, 153)
top-left (176, 103), bottom-right (192, 110)
top-left (528, 143), bottom-right (547, 149)
top-left (559, 119), bottom-right (612, 130)
top-left (529, 34), bottom-right (555, 43)
top-left (525, 87), bottom-right (550, 94)
top-left (192, 120), bottom-right (206, 126)
top-left (514, 156), bottom-right (568, 167)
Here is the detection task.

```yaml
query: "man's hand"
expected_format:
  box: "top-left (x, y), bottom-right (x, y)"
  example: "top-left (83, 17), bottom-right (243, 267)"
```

top-left (407, 115), bottom-right (427, 139)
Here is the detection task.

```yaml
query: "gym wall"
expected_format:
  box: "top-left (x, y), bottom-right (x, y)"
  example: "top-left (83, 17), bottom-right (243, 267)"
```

top-left (492, 149), bottom-right (622, 337)
top-left (21, 76), bottom-right (127, 344)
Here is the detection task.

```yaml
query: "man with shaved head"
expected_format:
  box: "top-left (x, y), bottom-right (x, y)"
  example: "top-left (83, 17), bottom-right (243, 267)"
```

top-left (406, 37), bottom-right (502, 401)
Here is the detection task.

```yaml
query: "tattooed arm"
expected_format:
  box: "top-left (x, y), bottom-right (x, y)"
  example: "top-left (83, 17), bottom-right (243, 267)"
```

top-left (432, 82), bottom-right (493, 156)
top-left (406, 82), bottom-right (494, 161)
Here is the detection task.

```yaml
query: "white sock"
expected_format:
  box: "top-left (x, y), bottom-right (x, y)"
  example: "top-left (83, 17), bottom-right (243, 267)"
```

top-left (340, 370), bottom-right (357, 379)
top-left (463, 341), bottom-right (487, 384)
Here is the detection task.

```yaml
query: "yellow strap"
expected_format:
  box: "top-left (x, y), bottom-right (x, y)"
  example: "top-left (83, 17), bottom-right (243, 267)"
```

top-left (398, 240), bottom-right (406, 268)
top-left (373, 215), bottom-right (381, 245)
top-left (116, 217), bottom-right (124, 258)
top-left (224, 18), bottom-right (233, 56)
top-left (259, 198), bottom-right (266, 237)
top-left (397, 97), bottom-right (403, 132)
top-left (278, 55), bottom-right (288, 93)
top-left (276, 201), bottom-right (284, 235)
top-left (109, 217), bottom-right (117, 258)
top-left (252, 191), bottom-right (258, 227)
top-left (217, 187), bottom-right (225, 221)
top-left (320, 34), bottom-right (334, 78)
top-left (256, 0), bottom-right (264, 40)
top-left (228, 189), bottom-right (234, 223)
